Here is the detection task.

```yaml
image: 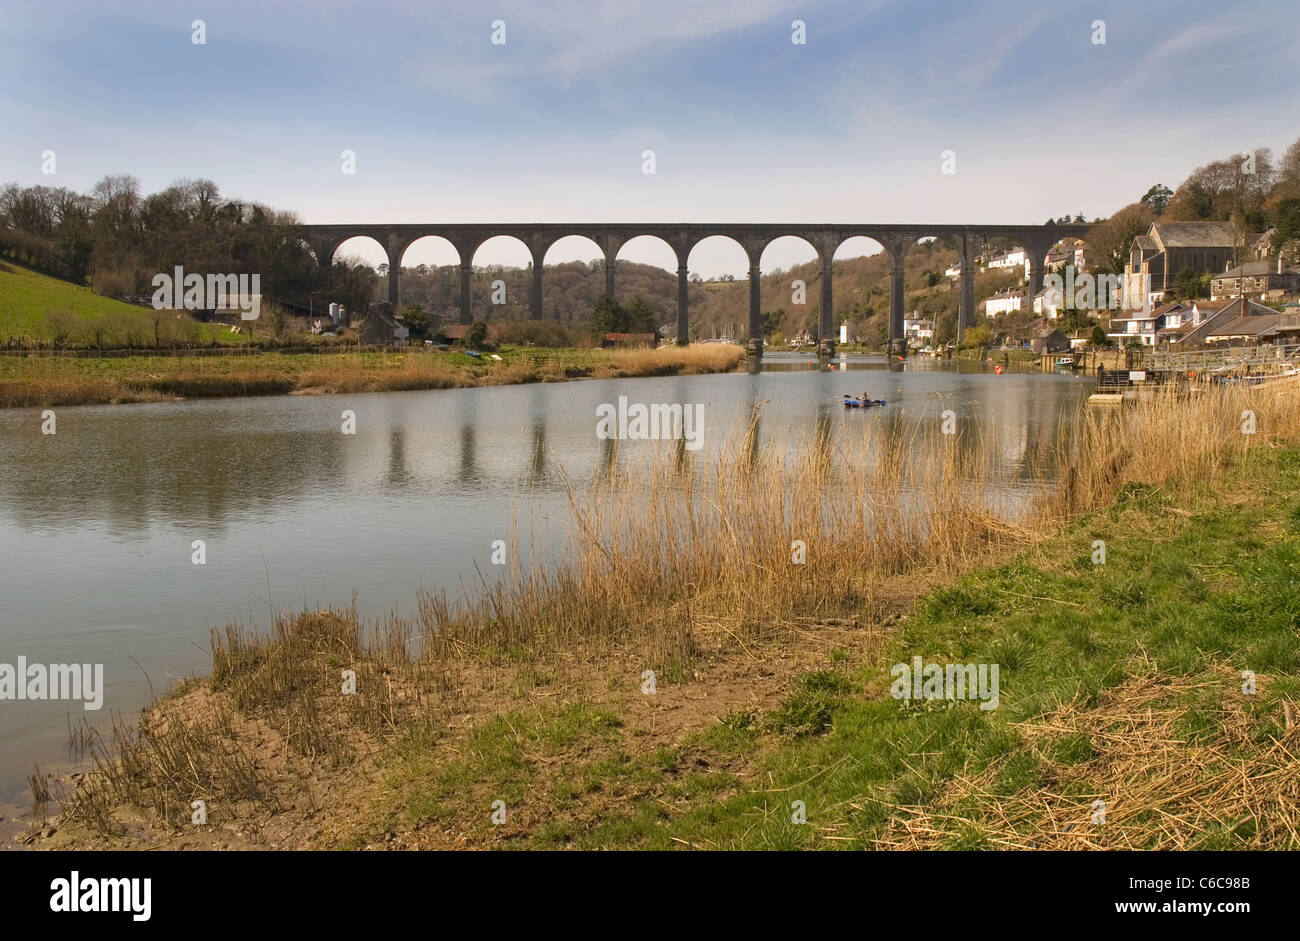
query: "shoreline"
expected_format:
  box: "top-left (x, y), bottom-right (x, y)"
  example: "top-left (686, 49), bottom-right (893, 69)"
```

top-left (0, 344), bottom-right (748, 409)
top-left (16, 382), bottom-right (1300, 850)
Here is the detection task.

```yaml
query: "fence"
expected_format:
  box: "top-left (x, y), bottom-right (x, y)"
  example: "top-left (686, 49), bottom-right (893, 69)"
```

top-left (1137, 343), bottom-right (1300, 373)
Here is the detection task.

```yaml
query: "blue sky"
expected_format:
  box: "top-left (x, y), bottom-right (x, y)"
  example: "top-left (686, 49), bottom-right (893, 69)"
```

top-left (2, 0), bottom-right (1297, 275)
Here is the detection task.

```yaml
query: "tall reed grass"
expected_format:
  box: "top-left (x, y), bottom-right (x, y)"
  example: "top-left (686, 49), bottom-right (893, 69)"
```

top-left (47, 380), bottom-right (1300, 836)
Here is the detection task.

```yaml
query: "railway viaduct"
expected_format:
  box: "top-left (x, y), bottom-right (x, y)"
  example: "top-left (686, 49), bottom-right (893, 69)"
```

top-left (297, 222), bottom-right (1092, 355)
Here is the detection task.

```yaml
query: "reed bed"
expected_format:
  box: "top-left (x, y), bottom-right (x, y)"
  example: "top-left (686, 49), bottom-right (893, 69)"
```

top-left (0, 343), bottom-right (746, 407)
top-left (42, 378), bottom-right (1300, 841)
top-left (419, 415), bottom-right (1036, 666)
top-left (418, 381), bottom-right (1299, 665)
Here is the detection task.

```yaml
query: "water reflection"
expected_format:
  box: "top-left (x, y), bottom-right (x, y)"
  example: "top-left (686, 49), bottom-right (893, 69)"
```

top-left (0, 359), bottom-right (1092, 538)
top-left (0, 357), bottom-right (1094, 800)
top-left (387, 428), bottom-right (412, 486)
top-left (457, 424), bottom-right (479, 483)
top-left (528, 384), bottom-right (548, 484)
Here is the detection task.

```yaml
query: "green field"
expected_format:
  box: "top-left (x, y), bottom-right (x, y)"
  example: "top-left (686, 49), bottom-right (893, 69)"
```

top-left (0, 259), bottom-right (238, 345)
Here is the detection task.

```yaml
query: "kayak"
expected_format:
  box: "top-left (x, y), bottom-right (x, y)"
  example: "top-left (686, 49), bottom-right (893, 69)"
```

top-left (843, 397), bottom-right (886, 408)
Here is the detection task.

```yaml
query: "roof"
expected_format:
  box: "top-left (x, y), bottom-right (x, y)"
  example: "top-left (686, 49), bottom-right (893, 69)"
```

top-left (1175, 298), bottom-right (1278, 345)
top-left (1205, 314), bottom-right (1300, 339)
top-left (1169, 298), bottom-right (1244, 345)
top-left (1216, 260), bottom-right (1300, 278)
top-left (1150, 221), bottom-right (1239, 249)
top-left (1134, 235), bottom-right (1158, 251)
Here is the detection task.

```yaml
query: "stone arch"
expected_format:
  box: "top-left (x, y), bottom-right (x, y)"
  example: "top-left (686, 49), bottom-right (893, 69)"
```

top-left (618, 235), bottom-right (689, 345)
top-left (540, 232), bottom-right (606, 261)
top-left (975, 230), bottom-right (1052, 328)
top-left (542, 235), bottom-right (606, 324)
top-left (830, 235), bottom-right (888, 261)
top-left (901, 232), bottom-right (965, 348)
top-left (399, 235), bottom-right (461, 268)
top-left (827, 236), bottom-right (891, 349)
top-left (290, 237), bottom-right (319, 268)
top-left (759, 235), bottom-right (820, 271)
top-left (395, 236), bottom-right (462, 326)
top-left (687, 235), bottom-right (752, 343)
top-left (471, 235), bottom-right (536, 321)
top-left (758, 236), bottom-right (820, 349)
top-left (615, 234), bottom-right (679, 276)
top-left (469, 233), bottom-right (534, 267)
top-left (688, 231), bottom-right (762, 269)
top-left (327, 234), bottom-right (389, 270)
top-left (322, 235), bottom-right (387, 323)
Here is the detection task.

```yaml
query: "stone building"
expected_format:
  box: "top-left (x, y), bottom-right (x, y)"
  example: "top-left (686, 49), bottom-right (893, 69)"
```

top-left (1210, 257), bottom-right (1300, 300)
top-left (357, 302), bottom-right (410, 346)
top-left (1122, 221), bottom-right (1243, 308)
top-left (1031, 328), bottom-right (1070, 354)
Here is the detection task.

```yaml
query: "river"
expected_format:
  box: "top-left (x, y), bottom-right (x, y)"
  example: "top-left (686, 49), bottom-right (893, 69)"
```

top-left (0, 353), bottom-right (1093, 803)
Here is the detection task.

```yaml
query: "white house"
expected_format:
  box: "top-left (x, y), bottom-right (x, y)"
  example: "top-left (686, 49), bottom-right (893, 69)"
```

top-left (982, 290), bottom-right (1025, 317)
top-left (1106, 300), bottom-right (1229, 347)
top-left (904, 314), bottom-right (935, 345)
top-left (1033, 289), bottom-right (1061, 321)
top-left (985, 249), bottom-right (1030, 278)
top-left (1045, 240), bottom-right (1087, 271)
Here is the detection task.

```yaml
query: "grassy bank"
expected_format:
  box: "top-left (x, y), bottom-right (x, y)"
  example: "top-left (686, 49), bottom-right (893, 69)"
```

top-left (0, 343), bottom-right (747, 408)
top-left (26, 384), bottom-right (1300, 850)
top-left (0, 259), bottom-right (241, 347)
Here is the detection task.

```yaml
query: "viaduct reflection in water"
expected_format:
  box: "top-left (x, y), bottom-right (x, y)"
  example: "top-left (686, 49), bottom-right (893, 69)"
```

top-left (0, 362), bottom-right (1091, 540)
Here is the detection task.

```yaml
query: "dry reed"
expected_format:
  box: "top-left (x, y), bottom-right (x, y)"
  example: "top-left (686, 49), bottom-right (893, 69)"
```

top-left (40, 377), bottom-right (1300, 841)
top-left (877, 667), bottom-right (1300, 849)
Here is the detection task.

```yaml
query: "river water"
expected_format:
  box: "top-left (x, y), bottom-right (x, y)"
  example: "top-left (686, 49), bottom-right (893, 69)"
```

top-left (0, 353), bottom-right (1093, 802)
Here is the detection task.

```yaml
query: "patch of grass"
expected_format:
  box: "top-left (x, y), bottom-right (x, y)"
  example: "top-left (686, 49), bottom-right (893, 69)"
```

top-left (0, 259), bottom-right (237, 345)
top-left (764, 670), bottom-right (854, 738)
